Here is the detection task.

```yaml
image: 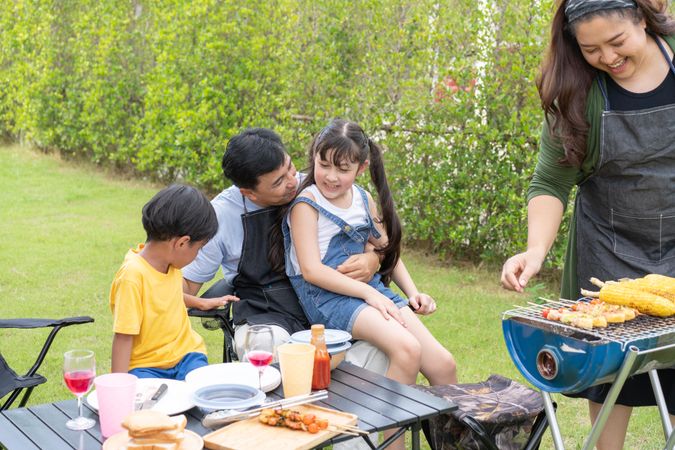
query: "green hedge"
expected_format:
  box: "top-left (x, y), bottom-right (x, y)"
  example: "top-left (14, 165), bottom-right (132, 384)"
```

top-left (1, 0), bottom-right (569, 267)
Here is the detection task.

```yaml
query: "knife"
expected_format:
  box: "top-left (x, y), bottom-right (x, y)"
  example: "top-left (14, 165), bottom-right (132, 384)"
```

top-left (141, 383), bottom-right (168, 410)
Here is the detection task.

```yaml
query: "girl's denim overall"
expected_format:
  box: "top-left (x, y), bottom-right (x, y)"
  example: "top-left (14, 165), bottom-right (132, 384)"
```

top-left (283, 185), bottom-right (408, 332)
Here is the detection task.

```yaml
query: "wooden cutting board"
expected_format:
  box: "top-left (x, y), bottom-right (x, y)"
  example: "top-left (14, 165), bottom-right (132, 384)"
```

top-left (203, 404), bottom-right (358, 450)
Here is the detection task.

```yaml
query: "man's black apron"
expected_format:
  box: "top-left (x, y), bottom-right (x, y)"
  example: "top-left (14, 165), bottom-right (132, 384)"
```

top-left (231, 198), bottom-right (309, 334)
top-left (571, 36), bottom-right (675, 408)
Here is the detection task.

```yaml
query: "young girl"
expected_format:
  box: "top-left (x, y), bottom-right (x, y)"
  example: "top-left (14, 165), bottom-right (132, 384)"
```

top-left (281, 118), bottom-right (456, 395)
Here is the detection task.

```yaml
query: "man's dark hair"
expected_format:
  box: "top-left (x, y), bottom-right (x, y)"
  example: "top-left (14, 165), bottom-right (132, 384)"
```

top-left (142, 184), bottom-right (218, 242)
top-left (221, 128), bottom-right (287, 189)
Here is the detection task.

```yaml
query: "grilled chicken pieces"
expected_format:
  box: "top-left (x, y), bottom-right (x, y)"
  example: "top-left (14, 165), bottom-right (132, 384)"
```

top-left (542, 299), bottom-right (637, 330)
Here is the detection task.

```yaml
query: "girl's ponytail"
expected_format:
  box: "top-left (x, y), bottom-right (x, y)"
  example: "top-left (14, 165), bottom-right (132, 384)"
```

top-left (367, 137), bottom-right (401, 285)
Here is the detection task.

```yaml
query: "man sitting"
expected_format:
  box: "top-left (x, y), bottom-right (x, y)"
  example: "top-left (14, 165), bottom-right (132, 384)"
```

top-left (182, 128), bottom-right (389, 373)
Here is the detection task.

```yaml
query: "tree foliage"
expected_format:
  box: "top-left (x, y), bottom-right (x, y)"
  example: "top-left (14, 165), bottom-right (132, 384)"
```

top-left (1, 0), bottom-right (571, 266)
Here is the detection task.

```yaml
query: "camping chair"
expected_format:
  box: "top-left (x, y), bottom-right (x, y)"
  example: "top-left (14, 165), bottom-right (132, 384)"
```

top-left (416, 374), bottom-right (554, 450)
top-left (188, 279), bottom-right (238, 363)
top-left (0, 316), bottom-right (94, 410)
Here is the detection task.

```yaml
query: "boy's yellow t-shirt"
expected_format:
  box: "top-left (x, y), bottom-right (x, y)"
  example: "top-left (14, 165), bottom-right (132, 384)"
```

top-left (110, 244), bottom-right (206, 370)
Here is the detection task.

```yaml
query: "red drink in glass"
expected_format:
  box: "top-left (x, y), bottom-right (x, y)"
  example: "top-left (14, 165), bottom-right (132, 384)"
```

top-left (64, 370), bottom-right (95, 395)
top-left (247, 350), bottom-right (273, 368)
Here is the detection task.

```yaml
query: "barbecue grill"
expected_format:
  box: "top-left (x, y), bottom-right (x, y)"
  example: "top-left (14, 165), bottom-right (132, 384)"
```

top-left (502, 299), bottom-right (675, 449)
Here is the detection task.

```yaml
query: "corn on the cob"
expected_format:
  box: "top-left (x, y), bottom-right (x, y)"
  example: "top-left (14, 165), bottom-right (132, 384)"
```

top-left (625, 274), bottom-right (675, 303)
top-left (597, 282), bottom-right (675, 317)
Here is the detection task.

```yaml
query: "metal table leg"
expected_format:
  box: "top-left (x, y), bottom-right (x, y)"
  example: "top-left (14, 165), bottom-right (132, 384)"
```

top-left (542, 391), bottom-right (564, 450)
top-left (411, 422), bottom-right (421, 450)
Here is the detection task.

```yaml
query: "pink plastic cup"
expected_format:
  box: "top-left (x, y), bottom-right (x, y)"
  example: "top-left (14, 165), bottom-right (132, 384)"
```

top-left (94, 373), bottom-right (137, 438)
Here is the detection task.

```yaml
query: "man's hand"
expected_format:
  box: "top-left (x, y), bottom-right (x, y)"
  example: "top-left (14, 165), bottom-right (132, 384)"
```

top-left (193, 295), bottom-right (239, 311)
top-left (337, 252), bottom-right (380, 282)
top-left (408, 293), bottom-right (437, 315)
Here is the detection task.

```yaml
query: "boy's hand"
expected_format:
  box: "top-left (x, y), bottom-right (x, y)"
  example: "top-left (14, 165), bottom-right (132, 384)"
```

top-left (408, 293), bottom-right (437, 315)
top-left (195, 295), bottom-right (239, 311)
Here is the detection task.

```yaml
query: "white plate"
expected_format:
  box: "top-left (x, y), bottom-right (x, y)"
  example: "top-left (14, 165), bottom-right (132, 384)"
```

top-left (290, 329), bottom-right (352, 346)
top-left (184, 362), bottom-right (281, 393)
top-left (289, 340), bottom-right (351, 355)
top-left (87, 378), bottom-right (194, 416)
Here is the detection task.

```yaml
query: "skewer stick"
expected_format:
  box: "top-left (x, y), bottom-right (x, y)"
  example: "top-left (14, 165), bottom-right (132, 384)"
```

top-left (328, 427), bottom-right (360, 436)
top-left (330, 424), bottom-right (369, 435)
top-left (590, 277), bottom-right (606, 288)
top-left (581, 288), bottom-right (600, 298)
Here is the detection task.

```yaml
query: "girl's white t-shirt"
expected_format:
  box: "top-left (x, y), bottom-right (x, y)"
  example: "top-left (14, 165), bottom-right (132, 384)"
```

top-left (287, 184), bottom-right (368, 275)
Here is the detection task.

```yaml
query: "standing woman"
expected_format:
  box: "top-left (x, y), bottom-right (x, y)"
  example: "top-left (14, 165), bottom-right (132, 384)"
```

top-left (501, 0), bottom-right (675, 448)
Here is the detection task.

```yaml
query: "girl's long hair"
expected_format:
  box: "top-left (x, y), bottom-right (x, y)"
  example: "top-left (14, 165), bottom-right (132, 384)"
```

top-left (269, 119), bottom-right (402, 285)
top-left (538, 0), bottom-right (675, 167)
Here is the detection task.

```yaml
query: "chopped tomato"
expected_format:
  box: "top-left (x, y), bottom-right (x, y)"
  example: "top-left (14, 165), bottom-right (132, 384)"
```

top-left (542, 308), bottom-right (551, 319)
top-left (302, 414), bottom-right (315, 425)
top-left (316, 419), bottom-right (329, 429)
top-left (307, 423), bottom-right (319, 433)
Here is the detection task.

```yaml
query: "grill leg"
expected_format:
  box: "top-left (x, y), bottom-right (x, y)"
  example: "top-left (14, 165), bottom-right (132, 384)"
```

top-left (541, 391), bottom-right (564, 450)
top-left (648, 369), bottom-right (673, 443)
top-left (582, 348), bottom-right (638, 450)
top-left (665, 424), bottom-right (675, 450)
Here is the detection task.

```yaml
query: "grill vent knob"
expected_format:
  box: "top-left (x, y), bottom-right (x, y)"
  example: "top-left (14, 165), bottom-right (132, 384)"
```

top-left (536, 349), bottom-right (558, 380)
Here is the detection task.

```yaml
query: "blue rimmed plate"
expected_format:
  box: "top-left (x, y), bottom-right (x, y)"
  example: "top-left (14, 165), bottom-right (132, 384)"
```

top-left (290, 329), bottom-right (352, 346)
top-left (288, 340), bottom-right (351, 355)
top-left (192, 383), bottom-right (266, 413)
top-left (185, 362), bottom-right (281, 393)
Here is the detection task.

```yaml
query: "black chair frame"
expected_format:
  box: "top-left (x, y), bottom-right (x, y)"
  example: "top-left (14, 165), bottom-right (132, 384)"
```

top-left (188, 279), bottom-right (238, 363)
top-left (0, 316), bottom-right (94, 410)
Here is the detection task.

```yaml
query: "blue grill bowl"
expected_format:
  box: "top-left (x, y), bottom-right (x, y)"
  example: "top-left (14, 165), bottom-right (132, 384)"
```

top-left (503, 318), bottom-right (626, 393)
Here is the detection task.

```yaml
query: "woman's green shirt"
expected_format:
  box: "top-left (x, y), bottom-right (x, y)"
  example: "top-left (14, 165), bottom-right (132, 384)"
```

top-left (526, 35), bottom-right (675, 299)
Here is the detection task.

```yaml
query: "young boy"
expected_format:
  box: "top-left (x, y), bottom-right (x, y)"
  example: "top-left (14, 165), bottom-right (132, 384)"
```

top-left (110, 184), bottom-right (218, 380)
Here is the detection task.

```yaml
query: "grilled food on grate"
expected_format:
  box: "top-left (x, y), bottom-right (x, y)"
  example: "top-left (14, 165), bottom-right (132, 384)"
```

top-left (581, 276), bottom-right (675, 317)
top-left (623, 274), bottom-right (675, 303)
top-left (542, 299), bottom-right (636, 329)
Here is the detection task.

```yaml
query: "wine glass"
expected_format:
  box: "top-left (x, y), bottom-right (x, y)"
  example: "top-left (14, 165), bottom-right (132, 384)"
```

top-left (244, 325), bottom-right (274, 391)
top-left (63, 349), bottom-right (96, 430)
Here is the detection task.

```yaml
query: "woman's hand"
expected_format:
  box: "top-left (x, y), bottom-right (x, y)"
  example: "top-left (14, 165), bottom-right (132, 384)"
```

top-left (364, 291), bottom-right (406, 326)
top-left (501, 250), bottom-right (545, 292)
top-left (408, 293), bottom-right (437, 315)
top-left (194, 295), bottom-right (239, 311)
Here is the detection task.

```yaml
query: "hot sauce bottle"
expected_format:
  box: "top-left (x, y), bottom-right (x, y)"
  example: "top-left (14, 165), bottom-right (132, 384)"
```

top-left (310, 324), bottom-right (331, 390)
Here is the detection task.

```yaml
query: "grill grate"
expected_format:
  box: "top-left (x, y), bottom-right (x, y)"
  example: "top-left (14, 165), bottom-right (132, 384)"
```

top-left (503, 298), bottom-right (675, 350)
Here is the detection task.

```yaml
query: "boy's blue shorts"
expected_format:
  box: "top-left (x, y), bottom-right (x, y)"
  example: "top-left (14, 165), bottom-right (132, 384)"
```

top-left (129, 352), bottom-right (208, 380)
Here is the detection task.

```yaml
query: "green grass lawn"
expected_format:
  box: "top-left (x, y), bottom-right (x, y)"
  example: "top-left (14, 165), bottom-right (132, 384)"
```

top-left (0, 144), bottom-right (665, 449)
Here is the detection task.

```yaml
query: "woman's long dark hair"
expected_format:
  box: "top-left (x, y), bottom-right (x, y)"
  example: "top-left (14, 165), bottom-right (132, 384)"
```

top-left (538, 0), bottom-right (675, 167)
top-left (269, 119), bottom-right (402, 285)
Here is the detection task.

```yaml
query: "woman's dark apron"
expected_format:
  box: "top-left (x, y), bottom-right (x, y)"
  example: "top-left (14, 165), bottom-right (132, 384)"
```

top-left (571, 37), bottom-right (675, 407)
top-left (576, 38), bottom-right (675, 290)
top-left (230, 198), bottom-right (309, 334)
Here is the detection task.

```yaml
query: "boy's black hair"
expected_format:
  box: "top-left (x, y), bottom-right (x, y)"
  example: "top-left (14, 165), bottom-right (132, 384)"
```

top-left (142, 184), bottom-right (218, 242)
top-left (221, 128), bottom-right (287, 189)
